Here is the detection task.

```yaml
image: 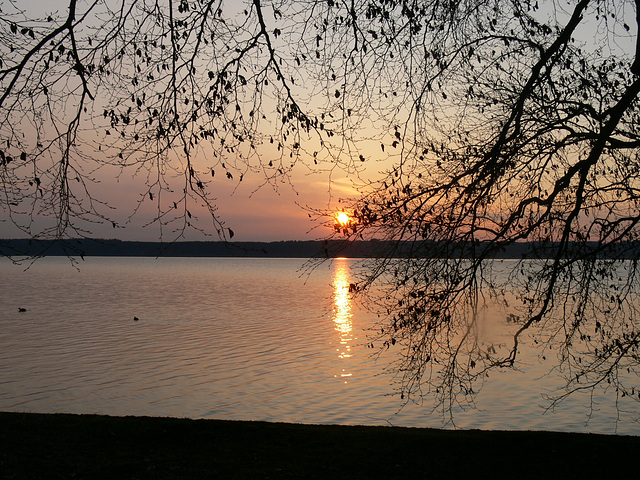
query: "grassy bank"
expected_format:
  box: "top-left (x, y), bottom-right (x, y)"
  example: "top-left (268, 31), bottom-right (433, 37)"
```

top-left (1, 412), bottom-right (638, 479)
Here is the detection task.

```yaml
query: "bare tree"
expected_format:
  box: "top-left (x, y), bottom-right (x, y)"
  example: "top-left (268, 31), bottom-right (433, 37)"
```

top-left (336, 0), bottom-right (640, 420)
top-left (3, 0), bottom-right (640, 420)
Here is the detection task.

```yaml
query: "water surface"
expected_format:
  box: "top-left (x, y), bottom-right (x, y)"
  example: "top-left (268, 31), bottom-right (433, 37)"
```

top-left (1, 256), bottom-right (638, 434)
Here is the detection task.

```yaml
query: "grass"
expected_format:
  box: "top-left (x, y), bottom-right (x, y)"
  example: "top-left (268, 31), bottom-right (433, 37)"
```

top-left (1, 411), bottom-right (639, 479)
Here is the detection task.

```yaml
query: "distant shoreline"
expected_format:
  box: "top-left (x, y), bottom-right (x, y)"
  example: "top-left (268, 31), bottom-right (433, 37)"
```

top-left (1, 411), bottom-right (638, 479)
top-left (2, 237), bottom-right (640, 260)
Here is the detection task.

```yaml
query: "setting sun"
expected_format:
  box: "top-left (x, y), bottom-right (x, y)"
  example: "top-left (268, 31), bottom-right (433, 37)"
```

top-left (336, 212), bottom-right (351, 226)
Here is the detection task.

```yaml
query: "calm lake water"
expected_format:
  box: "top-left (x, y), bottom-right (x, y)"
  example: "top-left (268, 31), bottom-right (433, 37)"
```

top-left (1, 256), bottom-right (639, 435)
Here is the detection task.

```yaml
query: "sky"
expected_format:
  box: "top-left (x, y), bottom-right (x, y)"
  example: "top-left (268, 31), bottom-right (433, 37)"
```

top-left (4, 0), bottom-right (636, 243)
top-left (102, 165), bottom-right (366, 242)
top-left (0, 0), bottom-right (387, 243)
top-left (0, 157), bottom-right (369, 242)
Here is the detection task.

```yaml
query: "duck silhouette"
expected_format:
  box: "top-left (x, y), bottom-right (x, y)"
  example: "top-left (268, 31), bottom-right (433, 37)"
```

top-left (18, 307), bottom-right (26, 312)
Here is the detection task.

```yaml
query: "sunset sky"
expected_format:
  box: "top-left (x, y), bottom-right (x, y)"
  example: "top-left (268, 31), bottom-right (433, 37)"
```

top-left (0, 159), bottom-right (370, 242)
top-left (0, 0), bottom-right (397, 243)
top-left (6, 1), bottom-right (628, 243)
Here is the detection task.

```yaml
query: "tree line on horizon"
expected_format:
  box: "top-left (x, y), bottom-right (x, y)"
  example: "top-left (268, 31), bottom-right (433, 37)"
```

top-left (4, 237), bottom-right (640, 260)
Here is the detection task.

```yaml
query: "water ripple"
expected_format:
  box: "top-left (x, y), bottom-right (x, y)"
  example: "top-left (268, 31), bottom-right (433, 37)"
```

top-left (1, 257), bottom-right (639, 434)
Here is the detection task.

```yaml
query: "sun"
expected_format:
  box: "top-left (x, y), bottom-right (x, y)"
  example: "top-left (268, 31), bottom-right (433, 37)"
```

top-left (336, 211), bottom-right (351, 226)
top-left (335, 211), bottom-right (356, 234)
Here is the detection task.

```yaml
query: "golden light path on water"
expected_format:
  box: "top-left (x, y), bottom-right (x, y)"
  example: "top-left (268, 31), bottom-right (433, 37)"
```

top-left (332, 258), bottom-right (354, 383)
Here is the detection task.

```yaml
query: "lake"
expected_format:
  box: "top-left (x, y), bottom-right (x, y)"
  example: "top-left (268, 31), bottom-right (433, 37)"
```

top-left (1, 256), bottom-right (639, 435)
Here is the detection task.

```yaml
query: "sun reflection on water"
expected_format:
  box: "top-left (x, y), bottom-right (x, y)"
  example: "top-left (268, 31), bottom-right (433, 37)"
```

top-left (333, 259), bottom-right (355, 382)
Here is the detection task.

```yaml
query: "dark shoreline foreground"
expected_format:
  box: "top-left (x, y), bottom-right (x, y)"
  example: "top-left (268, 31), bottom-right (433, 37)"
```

top-left (1, 412), bottom-right (639, 479)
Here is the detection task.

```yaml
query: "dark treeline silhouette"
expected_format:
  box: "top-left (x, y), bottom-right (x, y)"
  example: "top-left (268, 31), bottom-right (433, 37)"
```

top-left (2, 238), bottom-right (639, 260)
